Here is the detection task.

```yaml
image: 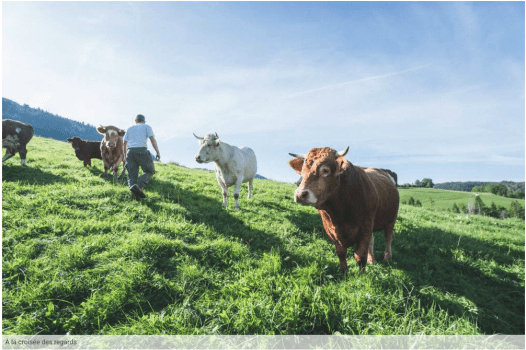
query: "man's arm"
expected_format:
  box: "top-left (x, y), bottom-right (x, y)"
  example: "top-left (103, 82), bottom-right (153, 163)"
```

top-left (123, 140), bottom-right (128, 155)
top-left (149, 136), bottom-right (160, 160)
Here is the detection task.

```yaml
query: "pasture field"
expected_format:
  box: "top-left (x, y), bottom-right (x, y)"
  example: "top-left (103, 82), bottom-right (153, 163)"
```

top-left (399, 187), bottom-right (525, 211)
top-left (2, 137), bottom-right (525, 335)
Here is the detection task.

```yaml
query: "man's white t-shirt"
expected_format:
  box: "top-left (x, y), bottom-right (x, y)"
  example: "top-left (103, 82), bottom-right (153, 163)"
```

top-left (124, 124), bottom-right (155, 148)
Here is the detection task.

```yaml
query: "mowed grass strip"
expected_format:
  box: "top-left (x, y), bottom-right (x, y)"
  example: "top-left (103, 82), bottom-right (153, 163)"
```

top-left (2, 137), bottom-right (524, 335)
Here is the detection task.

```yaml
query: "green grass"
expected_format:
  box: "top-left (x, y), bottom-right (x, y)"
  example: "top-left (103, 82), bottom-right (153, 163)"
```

top-left (2, 137), bottom-right (525, 335)
top-left (399, 187), bottom-right (525, 211)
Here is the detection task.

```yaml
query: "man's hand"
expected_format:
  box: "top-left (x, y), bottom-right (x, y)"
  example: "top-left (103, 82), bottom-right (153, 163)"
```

top-left (156, 153), bottom-right (161, 161)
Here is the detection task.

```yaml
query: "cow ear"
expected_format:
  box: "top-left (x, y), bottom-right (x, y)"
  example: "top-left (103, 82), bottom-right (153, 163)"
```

top-left (289, 157), bottom-right (304, 174)
top-left (97, 126), bottom-right (106, 134)
top-left (336, 156), bottom-right (350, 176)
top-left (118, 129), bottom-right (126, 137)
top-left (67, 138), bottom-right (73, 143)
top-left (216, 141), bottom-right (220, 147)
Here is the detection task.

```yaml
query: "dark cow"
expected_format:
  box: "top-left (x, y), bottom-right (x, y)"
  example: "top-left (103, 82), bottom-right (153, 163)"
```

top-left (96, 125), bottom-right (126, 178)
top-left (289, 147), bottom-right (399, 273)
top-left (2, 119), bottom-right (34, 165)
top-left (377, 168), bottom-right (398, 186)
top-left (67, 137), bottom-right (103, 167)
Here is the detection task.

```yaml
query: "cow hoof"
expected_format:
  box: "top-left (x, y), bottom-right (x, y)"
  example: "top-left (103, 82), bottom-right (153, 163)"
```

top-left (383, 252), bottom-right (392, 261)
top-left (235, 206), bottom-right (241, 210)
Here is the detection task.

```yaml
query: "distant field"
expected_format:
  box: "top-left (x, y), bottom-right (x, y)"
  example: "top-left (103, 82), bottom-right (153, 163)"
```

top-left (2, 137), bottom-right (525, 335)
top-left (399, 187), bottom-right (525, 211)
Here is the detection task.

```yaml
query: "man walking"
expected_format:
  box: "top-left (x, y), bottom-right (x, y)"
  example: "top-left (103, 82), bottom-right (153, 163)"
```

top-left (123, 114), bottom-right (160, 200)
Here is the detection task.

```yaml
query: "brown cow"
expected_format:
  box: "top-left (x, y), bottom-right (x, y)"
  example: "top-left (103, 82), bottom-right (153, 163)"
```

top-left (289, 147), bottom-right (399, 273)
top-left (2, 119), bottom-right (34, 165)
top-left (96, 125), bottom-right (126, 178)
top-left (67, 137), bottom-right (103, 167)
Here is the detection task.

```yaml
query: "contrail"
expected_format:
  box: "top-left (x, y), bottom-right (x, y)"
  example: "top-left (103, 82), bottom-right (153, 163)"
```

top-left (286, 64), bottom-right (433, 99)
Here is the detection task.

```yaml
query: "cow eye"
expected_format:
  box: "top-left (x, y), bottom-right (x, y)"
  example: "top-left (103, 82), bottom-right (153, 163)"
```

top-left (320, 166), bottom-right (330, 177)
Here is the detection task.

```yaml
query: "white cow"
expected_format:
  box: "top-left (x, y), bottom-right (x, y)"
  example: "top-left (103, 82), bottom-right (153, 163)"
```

top-left (194, 132), bottom-right (257, 210)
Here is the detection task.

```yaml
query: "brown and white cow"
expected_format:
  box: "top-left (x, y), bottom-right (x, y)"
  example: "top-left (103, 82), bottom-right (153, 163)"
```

top-left (96, 125), bottom-right (126, 179)
top-left (2, 119), bottom-right (34, 165)
top-left (289, 147), bottom-right (399, 273)
top-left (67, 137), bottom-right (103, 167)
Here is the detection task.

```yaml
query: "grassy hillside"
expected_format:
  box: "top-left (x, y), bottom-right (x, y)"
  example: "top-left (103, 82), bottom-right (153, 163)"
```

top-left (2, 137), bottom-right (525, 335)
top-left (399, 187), bottom-right (525, 211)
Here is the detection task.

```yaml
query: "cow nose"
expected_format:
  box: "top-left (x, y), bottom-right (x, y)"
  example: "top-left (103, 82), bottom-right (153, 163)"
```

top-left (295, 189), bottom-right (309, 203)
top-left (299, 190), bottom-right (309, 200)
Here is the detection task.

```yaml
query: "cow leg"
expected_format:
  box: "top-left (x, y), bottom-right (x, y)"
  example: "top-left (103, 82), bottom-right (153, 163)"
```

top-left (102, 162), bottom-right (110, 177)
top-left (247, 178), bottom-right (254, 200)
top-left (383, 220), bottom-right (396, 261)
top-left (222, 187), bottom-right (228, 207)
top-left (216, 175), bottom-right (228, 207)
top-left (233, 177), bottom-right (243, 210)
top-left (354, 235), bottom-right (372, 273)
top-left (112, 162), bottom-right (119, 177)
top-left (367, 234), bottom-right (376, 264)
top-left (2, 151), bottom-right (14, 163)
top-left (335, 244), bottom-right (348, 273)
top-left (112, 154), bottom-right (123, 177)
top-left (19, 147), bottom-right (28, 165)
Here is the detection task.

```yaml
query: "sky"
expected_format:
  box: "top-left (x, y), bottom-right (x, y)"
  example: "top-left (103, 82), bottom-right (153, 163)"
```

top-left (2, 1), bottom-right (525, 185)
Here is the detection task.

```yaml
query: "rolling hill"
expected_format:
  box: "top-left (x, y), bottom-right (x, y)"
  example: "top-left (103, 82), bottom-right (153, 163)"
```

top-left (2, 136), bottom-right (524, 335)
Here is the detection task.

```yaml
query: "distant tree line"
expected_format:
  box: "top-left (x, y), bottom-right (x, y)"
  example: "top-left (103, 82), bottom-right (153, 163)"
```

top-left (471, 184), bottom-right (525, 199)
top-left (2, 98), bottom-right (102, 141)
top-left (452, 196), bottom-right (525, 220)
top-left (434, 181), bottom-right (525, 193)
top-left (399, 178), bottom-right (434, 188)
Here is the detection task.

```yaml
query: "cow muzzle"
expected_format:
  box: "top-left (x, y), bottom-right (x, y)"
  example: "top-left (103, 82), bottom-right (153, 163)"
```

top-left (294, 188), bottom-right (317, 205)
top-left (195, 155), bottom-right (204, 164)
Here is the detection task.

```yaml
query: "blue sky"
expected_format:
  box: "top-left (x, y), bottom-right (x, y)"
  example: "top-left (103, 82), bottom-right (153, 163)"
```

top-left (3, 1), bottom-right (524, 184)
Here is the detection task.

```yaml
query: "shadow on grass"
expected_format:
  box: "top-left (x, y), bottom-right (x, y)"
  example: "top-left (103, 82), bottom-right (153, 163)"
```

top-left (2, 163), bottom-right (68, 184)
top-left (87, 164), bottom-right (128, 185)
top-left (380, 217), bottom-right (525, 334)
top-left (144, 177), bottom-right (298, 257)
top-left (103, 177), bottom-right (339, 321)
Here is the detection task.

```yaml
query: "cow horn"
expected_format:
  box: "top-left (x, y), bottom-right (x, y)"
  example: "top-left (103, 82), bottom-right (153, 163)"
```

top-left (215, 132), bottom-right (219, 139)
top-left (289, 152), bottom-right (305, 160)
top-left (193, 133), bottom-right (204, 140)
top-left (338, 146), bottom-right (349, 157)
